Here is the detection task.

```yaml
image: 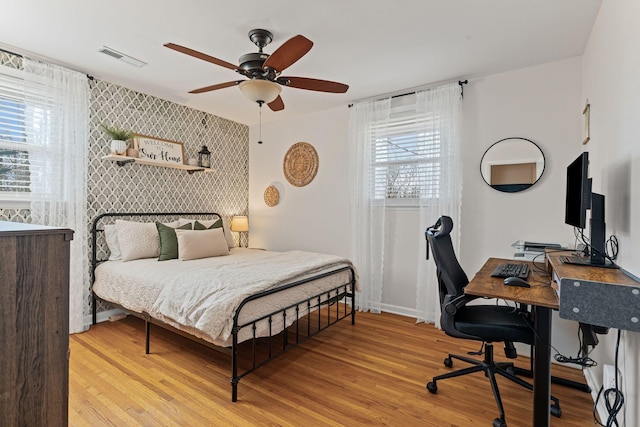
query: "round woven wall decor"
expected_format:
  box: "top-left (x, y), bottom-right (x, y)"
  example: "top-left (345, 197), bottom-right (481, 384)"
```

top-left (283, 142), bottom-right (318, 187)
top-left (264, 185), bottom-right (280, 207)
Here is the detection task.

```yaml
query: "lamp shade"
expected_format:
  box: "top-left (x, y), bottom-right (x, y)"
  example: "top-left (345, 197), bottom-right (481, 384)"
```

top-left (239, 80), bottom-right (281, 103)
top-left (230, 215), bottom-right (249, 232)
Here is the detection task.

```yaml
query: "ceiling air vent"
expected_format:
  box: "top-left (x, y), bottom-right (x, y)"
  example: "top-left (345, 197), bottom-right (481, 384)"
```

top-left (98, 46), bottom-right (147, 68)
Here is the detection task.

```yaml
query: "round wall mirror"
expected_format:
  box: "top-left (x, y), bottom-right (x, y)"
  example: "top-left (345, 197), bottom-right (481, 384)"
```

top-left (480, 137), bottom-right (545, 193)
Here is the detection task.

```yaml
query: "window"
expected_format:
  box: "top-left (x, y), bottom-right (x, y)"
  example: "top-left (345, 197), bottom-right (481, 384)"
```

top-left (0, 63), bottom-right (52, 206)
top-left (370, 109), bottom-right (442, 204)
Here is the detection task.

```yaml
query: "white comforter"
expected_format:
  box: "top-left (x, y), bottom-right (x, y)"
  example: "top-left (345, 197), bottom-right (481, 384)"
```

top-left (93, 248), bottom-right (357, 345)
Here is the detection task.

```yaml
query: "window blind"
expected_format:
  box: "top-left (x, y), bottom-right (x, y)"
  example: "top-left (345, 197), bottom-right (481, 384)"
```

top-left (0, 64), bottom-right (55, 199)
top-left (370, 114), bottom-right (441, 201)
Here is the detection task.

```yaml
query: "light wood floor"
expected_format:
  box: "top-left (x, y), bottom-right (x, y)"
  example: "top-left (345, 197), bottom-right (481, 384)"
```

top-left (69, 311), bottom-right (596, 426)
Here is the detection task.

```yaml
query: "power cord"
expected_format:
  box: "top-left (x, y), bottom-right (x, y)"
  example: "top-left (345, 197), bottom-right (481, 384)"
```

top-left (523, 317), bottom-right (597, 368)
top-left (593, 330), bottom-right (625, 427)
top-left (553, 325), bottom-right (597, 367)
top-left (574, 227), bottom-right (619, 265)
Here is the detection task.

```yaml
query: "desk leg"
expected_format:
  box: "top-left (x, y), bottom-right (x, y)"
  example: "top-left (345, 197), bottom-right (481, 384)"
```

top-left (533, 306), bottom-right (552, 427)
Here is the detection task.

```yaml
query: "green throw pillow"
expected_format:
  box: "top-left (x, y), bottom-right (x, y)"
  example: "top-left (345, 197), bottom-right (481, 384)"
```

top-left (194, 219), bottom-right (223, 230)
top-left (157, 222), bottom-right (192, 261)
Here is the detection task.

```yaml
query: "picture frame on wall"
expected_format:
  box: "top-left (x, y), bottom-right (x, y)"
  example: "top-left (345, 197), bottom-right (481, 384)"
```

top-left (133, 134), bottom-right (185, 166)
top-left (582, 102), bottom-right (590, 145)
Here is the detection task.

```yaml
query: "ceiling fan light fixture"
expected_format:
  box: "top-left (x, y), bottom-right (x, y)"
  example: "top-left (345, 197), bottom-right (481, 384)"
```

top-left (239, 80), bottom-right (281, 104)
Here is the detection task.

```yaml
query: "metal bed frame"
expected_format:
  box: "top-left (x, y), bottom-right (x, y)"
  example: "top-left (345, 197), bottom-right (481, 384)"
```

top-left (90, 212), bottom-right (356, 402)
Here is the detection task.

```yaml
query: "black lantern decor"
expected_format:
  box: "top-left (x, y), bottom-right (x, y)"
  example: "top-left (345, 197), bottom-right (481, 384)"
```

top-left (198, 145), bottom-right (211, 168)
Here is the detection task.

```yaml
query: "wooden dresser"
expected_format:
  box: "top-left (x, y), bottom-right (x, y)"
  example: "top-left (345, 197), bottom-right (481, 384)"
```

top-left (0, 221), bottom-right (74, 427)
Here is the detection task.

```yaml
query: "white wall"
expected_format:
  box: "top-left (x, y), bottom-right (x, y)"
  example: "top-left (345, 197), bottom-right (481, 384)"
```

top-left (248, 107), bottom-right (351, 258)
top-left (460, 58), bottom-right (585, 361)
top-left (581, 1), bottom-right (640, 424)
top-left (460, 58), bottom-right (581, 273)
top-left (250, 57), bottom-right (584, 350)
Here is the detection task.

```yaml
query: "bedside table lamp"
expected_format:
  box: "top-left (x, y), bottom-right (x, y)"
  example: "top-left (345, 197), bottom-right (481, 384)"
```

top-left (230, 215), bottom-right (249, 247)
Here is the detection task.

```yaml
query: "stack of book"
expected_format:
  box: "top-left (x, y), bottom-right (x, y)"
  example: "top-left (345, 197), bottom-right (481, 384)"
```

top-left (512, 240), bottom-right (563, 261)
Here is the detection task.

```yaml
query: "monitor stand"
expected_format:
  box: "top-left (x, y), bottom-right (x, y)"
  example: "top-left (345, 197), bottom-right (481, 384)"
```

top-left (560, 255), bottom-right (617, 269)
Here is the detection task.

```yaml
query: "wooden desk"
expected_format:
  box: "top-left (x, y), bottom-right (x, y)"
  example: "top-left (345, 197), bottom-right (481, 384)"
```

top-left (465, 257), bottom-right (557, 427)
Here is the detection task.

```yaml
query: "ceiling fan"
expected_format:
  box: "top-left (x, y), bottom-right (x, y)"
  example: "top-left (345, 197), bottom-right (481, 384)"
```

top-left (164, 29), bottom-right (349, 112)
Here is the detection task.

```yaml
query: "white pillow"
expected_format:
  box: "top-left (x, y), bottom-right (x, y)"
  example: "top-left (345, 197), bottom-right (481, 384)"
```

top-left (175, 228), bottom-right (229, 260)
top-left (178, 217), bottom-right (235, 249)
top-left (116, 220), bottom-right (161, 262)
top-left (104, 224), bottom-right (122, 261)
top-left (221, 217), bottom-right (236, 249)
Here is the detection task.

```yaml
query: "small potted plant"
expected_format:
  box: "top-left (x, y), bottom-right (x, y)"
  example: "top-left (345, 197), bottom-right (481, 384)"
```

top-left (100, 124), bottom-right (132, 155)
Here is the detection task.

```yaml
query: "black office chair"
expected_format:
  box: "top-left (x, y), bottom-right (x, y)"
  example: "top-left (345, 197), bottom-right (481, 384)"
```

top-left (424, 216), bottom-right (561, 427)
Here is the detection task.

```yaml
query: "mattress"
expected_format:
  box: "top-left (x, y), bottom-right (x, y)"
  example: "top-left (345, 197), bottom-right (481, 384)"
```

top-left (93, 248), bottom-right (356, 347)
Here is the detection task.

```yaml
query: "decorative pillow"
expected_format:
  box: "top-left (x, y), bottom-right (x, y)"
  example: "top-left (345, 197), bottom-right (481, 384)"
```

top-left (194, 218), bottom-right (222, 230)
top-left (116, 220), bottom-right (161, 262)
top-left (178, 218), bottom-right (217, 228)
top-left (104, 224), bottom-right (122, 261)
top-left (178, 217), bottom-right (235, 249)
top-left (221, 217), bottom-right (236, 249)
top-left (156, 222), bottom-right (192, 261)
top-left (175, 228), bottom-right (229, 260)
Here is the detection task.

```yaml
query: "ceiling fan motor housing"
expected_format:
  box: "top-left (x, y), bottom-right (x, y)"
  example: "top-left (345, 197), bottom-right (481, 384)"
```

top-left (238, 52), bottom-right (270, 77)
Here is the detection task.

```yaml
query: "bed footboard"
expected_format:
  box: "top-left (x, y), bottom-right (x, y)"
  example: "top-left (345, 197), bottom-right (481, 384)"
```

top-left (230, 266), bottom-right (356, 402)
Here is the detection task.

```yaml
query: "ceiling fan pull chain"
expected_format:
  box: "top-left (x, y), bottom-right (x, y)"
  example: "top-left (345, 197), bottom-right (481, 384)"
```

top-left (258, 101), bottom-right (263, 144)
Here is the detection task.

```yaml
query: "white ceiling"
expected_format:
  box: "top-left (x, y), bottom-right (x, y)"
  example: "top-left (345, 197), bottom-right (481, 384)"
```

top-left (1, 0), bottom-right (601, 126)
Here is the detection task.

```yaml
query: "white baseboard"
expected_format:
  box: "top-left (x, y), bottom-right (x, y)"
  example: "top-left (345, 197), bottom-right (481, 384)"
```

top-left (84, 308), bottom-right (125, 326)
top-left (379, 303), bottom-right (420, 319)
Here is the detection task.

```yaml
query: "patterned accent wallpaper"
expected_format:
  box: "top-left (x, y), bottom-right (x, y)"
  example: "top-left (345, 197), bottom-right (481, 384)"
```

top-left (87, 79), bottom-right (249, 233)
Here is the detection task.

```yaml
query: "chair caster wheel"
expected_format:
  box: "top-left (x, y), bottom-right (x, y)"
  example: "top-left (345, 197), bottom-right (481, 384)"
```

top-left (426, 381), bottom-right (437, 393)
top-left (551, 404), bottom-right (562, 418)
top-left (444, 357), bottom-right (453, 368)
top-left (506, 366), bottom-right (516, 376)
top-left (493, 418), bottom-right (507, 427)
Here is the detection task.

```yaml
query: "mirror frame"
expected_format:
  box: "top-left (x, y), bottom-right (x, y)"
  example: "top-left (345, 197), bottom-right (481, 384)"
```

top-left (480, 137), bottom-right (545, 193)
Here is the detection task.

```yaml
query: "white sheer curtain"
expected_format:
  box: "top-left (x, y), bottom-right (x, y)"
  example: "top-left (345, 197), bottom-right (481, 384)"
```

top-left (349, 83), bottom-right (462, 321)
top-left (24, 58), bottom-right (90, 334)
top-left (415, 83), bottom-right (463, 326)
top-left (348, 98), bottom-right (391, 312)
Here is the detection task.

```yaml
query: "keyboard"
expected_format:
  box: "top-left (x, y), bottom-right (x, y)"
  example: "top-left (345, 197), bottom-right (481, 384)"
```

top-left (491, 263), bottom-right (530, 279)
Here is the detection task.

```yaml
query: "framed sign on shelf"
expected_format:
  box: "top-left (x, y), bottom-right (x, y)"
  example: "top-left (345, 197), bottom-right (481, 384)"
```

top-left (133, 134), bottom-right (185, 166)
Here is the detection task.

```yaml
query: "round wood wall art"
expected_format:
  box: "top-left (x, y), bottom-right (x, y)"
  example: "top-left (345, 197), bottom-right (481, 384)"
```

top-left (264, 185), bottom-right (280, 207)
top-left (283, 142), bottom-right (318, 187)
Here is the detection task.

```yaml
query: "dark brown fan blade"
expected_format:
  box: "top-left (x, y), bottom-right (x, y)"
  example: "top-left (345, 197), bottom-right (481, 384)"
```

top-left (262, 35), bottom-right (313, 73)
top-left (280, 77), bottom-right (349, 93)
top-left (267, 95), bottom-right (285, 111)
top-left (164, 43), bottom-right (238, 71)
top-left (189, 81), bottom-right (243, 94)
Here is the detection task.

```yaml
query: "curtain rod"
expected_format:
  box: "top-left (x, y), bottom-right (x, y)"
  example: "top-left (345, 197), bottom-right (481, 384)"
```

top-left (0, 47), bottom-right (23, 58)
top-left (0, 46), bottom-right (94, 81)
top-left (348, 79), bottom-right (468, 107)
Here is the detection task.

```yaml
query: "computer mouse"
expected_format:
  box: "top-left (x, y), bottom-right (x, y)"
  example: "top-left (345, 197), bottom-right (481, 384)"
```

top-left (504, 276), bottom-right (531, 288)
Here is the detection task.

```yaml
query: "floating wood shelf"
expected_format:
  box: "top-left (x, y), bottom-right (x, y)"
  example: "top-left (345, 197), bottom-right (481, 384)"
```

top-left (102, 155), bottom-right (214, 174)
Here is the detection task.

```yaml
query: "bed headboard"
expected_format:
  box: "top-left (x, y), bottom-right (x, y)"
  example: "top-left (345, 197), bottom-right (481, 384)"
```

top-left (90, 211), bottom-right (221, 283)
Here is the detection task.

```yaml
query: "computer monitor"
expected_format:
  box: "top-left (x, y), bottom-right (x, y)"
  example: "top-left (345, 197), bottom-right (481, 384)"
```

top-left (565, 152), bottom-right (590, 228)
top-left (564, 152), bottom-right (611, 267)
